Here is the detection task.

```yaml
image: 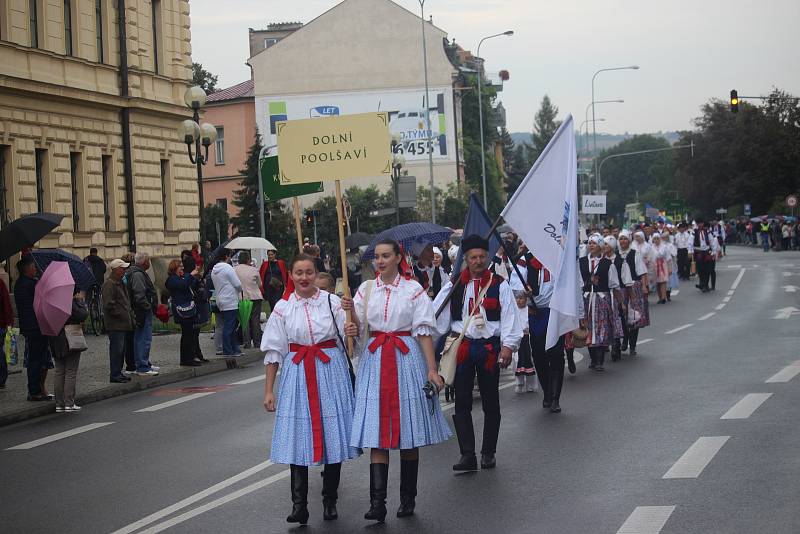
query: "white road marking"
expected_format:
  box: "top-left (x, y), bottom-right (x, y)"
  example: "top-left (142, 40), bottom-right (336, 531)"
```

top-left (773, 306), bottom-right (800, 320)
top-left (5, 422), bottom-right (115, 450)
top-left (782, 271), bottom-right (792, 277)
top-left (139, 470), bottom-right (291, 534)
top-left (670, 290), bottom-right (679, 296)
top-left (229, 374), bottom-right (265, 385)
top-left (726, 264), bottom-right (742, 269)
top-left (617, 506), bottom-right (676, 534)
top-left (572, 351), bottom-right (585, 365)
top-left (698, 312), bottom-right (715, 321)
top-left (637, 338), bottom-right (654, 345)
top-left (730, 268), bottom-right (746, 290)
top-left (722, 296), bottom-right (731, 303)
top-left (766, 361), bottom-right (800, 383)
top-left (134, 392), bottom-right (217, 413)
top-left (782, 285), bottom-right (798, 293)
top-left (663, 436), bottom-right (729, 479)
top-left (780, 263), bottom-right (796, 268)
top-left (716, 304), bottom-right (726, 311)
top-left (441, 380), bottom-right (517, 413)
top-left (665, 323), bottom-right (693, 335)
top-left (727, 290), bottom-right (735, 296)
top-left (720, 393), bottom-right (772, 419)
top-left (109, 460), bottom-right (275, 534)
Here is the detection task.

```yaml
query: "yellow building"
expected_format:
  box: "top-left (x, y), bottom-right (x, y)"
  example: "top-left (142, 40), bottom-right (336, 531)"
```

top-left (0, 0), bottom-right (200, 262)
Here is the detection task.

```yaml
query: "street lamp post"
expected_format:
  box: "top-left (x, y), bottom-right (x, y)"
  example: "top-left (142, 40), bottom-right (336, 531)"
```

top-left (583, 99), bottom-right (622, 156)
top-left (418, 0), bottom-right (437, 223)
top-left (578, 117), bottom-right (605, 156)
top-left (179, 86), bottom-right (217, 243)
top-left (477, 30), bottom-right (514, 209)
top-left (591, 66), bottom-right (639, 190)
top-left (391, 135), bottom-right (406, 226)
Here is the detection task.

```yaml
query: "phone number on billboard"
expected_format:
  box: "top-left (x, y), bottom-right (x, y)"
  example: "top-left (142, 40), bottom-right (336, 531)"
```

top-left (393, 140), bottom-right (436, 156)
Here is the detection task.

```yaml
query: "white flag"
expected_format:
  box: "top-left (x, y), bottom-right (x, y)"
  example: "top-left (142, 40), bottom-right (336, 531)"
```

top-left (501, 115), bottom-right (580, 349)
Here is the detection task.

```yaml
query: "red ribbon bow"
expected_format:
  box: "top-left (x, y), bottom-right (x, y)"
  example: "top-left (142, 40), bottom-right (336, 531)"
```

top-left (368, 331), bottom-right (411, 449)
top-left (290, 340), bottom-right (337, 463)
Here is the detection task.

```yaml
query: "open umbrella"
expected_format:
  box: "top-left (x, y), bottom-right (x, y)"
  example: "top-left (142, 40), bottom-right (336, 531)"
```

top-left (33, 261), bottom-right (75, 336)
top-left (226, 236), bottom-right (277, 251)
top-left (0, 212), bottom-right (64, 262)
top-left (238, 298), bottom-right (253, 342)
top-left (362, 223), bottom-right (454, 261)
top-left (345, 232), bottom-right (372, 249)
top-left (31, 249), bottom-right (96, 290)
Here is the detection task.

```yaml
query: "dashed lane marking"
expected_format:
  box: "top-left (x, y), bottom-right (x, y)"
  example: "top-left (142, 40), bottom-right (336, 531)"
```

top-left (617, 506), bottom-right (676, 534)
top-left (663, 436), bottom-right (729, 479)
top-left (228, 374), bottom-right (266, 386)
top-left (716, 304), bottom-right (726, 311)
top-left (765, 361), bottom-right (800, 383)
top-left (730, 268), bottom-right (746, 290)
top-left (665, 324), bottom-right (693, 335)
top-left (671, 290), bottom-right (680, 296)
top-left (637, 338), bottom-right (654, 345)
top-left (720, 393), bottom-right (772, 419)
top-left (698, 312), bottom-right (715, 321)
top-left (726, 264), bottom-right (742, 269)
top-left (5, 422), bottom-right (115, 450)
top-left (134, 392), bottom-right (217, 413)
top-left (727, 290), bottom-right (735, 296)
top-left (722, 296), bottom-right (731, 303)
top-left (109, 460), bottom-right (275, 534)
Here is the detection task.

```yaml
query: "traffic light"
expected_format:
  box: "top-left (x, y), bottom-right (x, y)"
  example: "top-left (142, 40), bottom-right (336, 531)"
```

top-left (730, 90), bottom-right (739, 113)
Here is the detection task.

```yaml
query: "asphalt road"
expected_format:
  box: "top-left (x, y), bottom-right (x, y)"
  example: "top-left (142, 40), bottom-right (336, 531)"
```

top-left (2, 246), bottom-right (799, 534)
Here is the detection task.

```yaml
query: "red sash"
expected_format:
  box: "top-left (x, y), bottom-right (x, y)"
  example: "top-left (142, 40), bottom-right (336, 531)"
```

top-left (368, 331), bottom-right (412, 449)
top-left (290, 339), bottom-right (338, 463)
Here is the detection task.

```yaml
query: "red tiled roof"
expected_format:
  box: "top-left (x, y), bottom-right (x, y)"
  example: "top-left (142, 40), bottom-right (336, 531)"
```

top-left (207, 79), bottom-right (254, 102)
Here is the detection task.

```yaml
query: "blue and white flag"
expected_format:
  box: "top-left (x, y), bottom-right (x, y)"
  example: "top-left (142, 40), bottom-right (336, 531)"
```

top-left (501, 115), bottom-right (580, 348)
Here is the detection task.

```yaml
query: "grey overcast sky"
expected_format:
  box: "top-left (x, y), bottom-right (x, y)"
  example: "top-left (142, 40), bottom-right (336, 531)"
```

top-left (190, 0), bottom-right (800, 135)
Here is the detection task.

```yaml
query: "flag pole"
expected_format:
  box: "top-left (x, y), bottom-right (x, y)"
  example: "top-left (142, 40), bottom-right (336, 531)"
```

top-left (292, 196), bottom-right (304, 253)
top-left (334, 180), bottom-right (355, 356)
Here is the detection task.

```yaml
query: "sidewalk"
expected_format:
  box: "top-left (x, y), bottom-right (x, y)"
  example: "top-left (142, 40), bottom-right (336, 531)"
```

top-left (0, 330), bottom-right (263, 426)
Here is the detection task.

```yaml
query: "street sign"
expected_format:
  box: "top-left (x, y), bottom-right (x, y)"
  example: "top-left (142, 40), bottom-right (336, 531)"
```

top-left (744, 203), bottom-right (752, 216)
top-left (581, 195), bottom-right (606, 214)
top-left (786, 195), bottom-right (797, 208)
top-left (715, 207), bottom-right (728, 214)
top-left (260, 155), bottom-right (322, 202)
top-left (397, 175), bottom-right (417, 208)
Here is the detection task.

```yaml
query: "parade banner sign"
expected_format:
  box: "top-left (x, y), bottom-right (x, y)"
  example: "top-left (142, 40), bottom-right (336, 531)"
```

top-left (259, 155), bottom-right (322, 202)
top-left (581, 195), bottom-right (607, 214)
top-left (275, 112), bottom-right (392, 184)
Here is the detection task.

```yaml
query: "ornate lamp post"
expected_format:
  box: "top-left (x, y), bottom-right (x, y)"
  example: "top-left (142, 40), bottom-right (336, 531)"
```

top-left (178, 85), bottom-right (217, 241)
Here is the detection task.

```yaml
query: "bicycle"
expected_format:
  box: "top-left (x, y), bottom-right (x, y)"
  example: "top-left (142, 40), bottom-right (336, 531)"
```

top-left (86, 284), bottom-right (104, 336)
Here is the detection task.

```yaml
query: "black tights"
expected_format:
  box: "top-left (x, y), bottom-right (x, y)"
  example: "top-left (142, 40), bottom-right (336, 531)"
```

top-left (588, 347), bottom-right (606, 367)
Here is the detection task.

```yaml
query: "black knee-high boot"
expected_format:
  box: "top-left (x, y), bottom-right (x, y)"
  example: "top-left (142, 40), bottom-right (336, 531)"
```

top-left (322, 462), bottom-right (341, 520)
top-left (287, 464), bottom-right (309, 524)
top-left (364, 463), bottom-right (388, 522)
top-left (397, 458), bottom-right (419, 517)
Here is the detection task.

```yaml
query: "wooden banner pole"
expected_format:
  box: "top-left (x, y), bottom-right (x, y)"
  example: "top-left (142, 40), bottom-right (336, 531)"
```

top-left (292, 196), bottom-right (304, 254)
top-left (334, 180), bottom-right (355, 356)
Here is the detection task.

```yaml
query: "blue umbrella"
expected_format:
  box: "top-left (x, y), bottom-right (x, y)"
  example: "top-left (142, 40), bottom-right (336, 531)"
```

top-left (31, 249), bottom-right (96, 290)
top-left (362, 223), bottom-right (453, 261)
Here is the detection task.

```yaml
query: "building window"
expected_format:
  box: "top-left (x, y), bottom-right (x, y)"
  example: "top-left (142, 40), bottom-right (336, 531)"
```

top-left (264, 38), bottom-right (278, 49)
top-left (95, 0), bottom-right (104, 63)
top-left (216, 198), bottom-right (227, 211)
top-left (101, 155), bottom-right (112, 231)
top-left (151, 0), bottom-right (161, 74)
top-left (29, 0), bottom-right (38, 48)
top-left (64, 0), bottom-right (73, 55)
top-left (70, 152), bottom-right (81, 231)
top-left (35, 148), bottom-right (47, 212)
top-left (215, 127), bottom-right (224, 164)
top-left (0, 146), bottom-right (9, 228)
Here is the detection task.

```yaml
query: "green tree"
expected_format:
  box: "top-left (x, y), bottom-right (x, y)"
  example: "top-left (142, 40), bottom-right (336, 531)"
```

top-left (191, 62), bottom-right (218, 93)
top-left (505, 143), bottom-right (530, 196)
top-left (529, 95), bottom-right (561, 164)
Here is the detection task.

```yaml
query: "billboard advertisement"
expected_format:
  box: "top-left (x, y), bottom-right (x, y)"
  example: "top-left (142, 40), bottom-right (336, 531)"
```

top-left (256, 87), bottom-right (455, 164)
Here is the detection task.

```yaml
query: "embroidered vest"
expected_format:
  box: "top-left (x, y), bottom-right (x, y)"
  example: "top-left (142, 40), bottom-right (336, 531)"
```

top-left (451, 273), bottom-right (503, 322)
top-left (580, 256), bottom-right (612, 292)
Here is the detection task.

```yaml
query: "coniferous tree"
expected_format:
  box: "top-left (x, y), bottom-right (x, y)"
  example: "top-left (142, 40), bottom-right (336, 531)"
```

top-left (529, 95), bottom-right (561, 164)
top-left (191, 62), bottom-right (218, 93)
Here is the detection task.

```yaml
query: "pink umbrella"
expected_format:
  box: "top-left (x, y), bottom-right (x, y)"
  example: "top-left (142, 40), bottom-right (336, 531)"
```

top-left (34, 261), bottom-right (75, 336)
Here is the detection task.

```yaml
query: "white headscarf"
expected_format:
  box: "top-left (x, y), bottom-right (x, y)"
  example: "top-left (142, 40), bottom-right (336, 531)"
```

top-left (603, 236), bottom-right (618, 253)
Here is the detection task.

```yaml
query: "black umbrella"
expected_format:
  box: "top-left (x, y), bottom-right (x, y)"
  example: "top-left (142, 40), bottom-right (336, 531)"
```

top-left (31, 249), bottom-right (96, 290)
top-left (0, 212), bottom-right (64, 262)
top-left (206, 239), bottom-right (232, 270)
top-left (345, 232), bottom-right (372, 249)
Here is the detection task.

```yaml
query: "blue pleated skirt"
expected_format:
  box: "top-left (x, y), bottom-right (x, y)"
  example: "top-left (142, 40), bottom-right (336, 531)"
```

top-left (350, 335), bottom-right (452, 450)
top-left (270, 346), bottom-right (361, 466)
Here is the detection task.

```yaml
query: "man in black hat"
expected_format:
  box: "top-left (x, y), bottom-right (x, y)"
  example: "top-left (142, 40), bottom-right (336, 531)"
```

top-left (433, 234), bottom-right (522, 471)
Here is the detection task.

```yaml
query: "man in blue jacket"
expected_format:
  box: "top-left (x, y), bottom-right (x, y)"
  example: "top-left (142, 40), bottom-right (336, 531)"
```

top-left (14, 256), bottom-right (52, 401)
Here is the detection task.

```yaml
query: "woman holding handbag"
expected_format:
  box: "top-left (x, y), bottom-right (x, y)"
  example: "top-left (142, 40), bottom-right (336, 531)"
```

top-left (261, 254), bottom-right (360, 525)
top-left (342, 239), bottom-right (450, 523)
top-left (49, 289), bottom-right (89, 412)
top-left (165, 259), bottom-right (202, 367)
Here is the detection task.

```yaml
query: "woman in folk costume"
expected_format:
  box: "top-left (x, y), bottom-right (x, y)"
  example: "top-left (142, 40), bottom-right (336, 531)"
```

top-left (342, 239), bottom-right (450, 523)
top-left (632, 231), bottom-right (655, 293)
top-left (579, 234), bottom-right (624, 371)
top-left (616, 231), bottom-right (650, 356)
top-left (602, 236), bottom-right (627, 362)
top-left (650, 233), bottom-right (672, 305)
top-left (262, 254), bottom-right (360, 525)
top-left (662, 230), bottom-right (680, 301)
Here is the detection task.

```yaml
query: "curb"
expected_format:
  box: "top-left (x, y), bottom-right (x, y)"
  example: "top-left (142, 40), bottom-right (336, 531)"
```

top-left (0, 352), bottom-right (263, 427)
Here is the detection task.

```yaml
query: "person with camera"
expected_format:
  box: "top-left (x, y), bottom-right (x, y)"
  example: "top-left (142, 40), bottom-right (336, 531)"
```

top-left (341, 239), bottom-right (450, 523)
top-left (166, 259), bottom-right (202, 367)
top-left (432, 235), bottom-right (522, 472)
top-left (261, 253), bottom-right (359, 525)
